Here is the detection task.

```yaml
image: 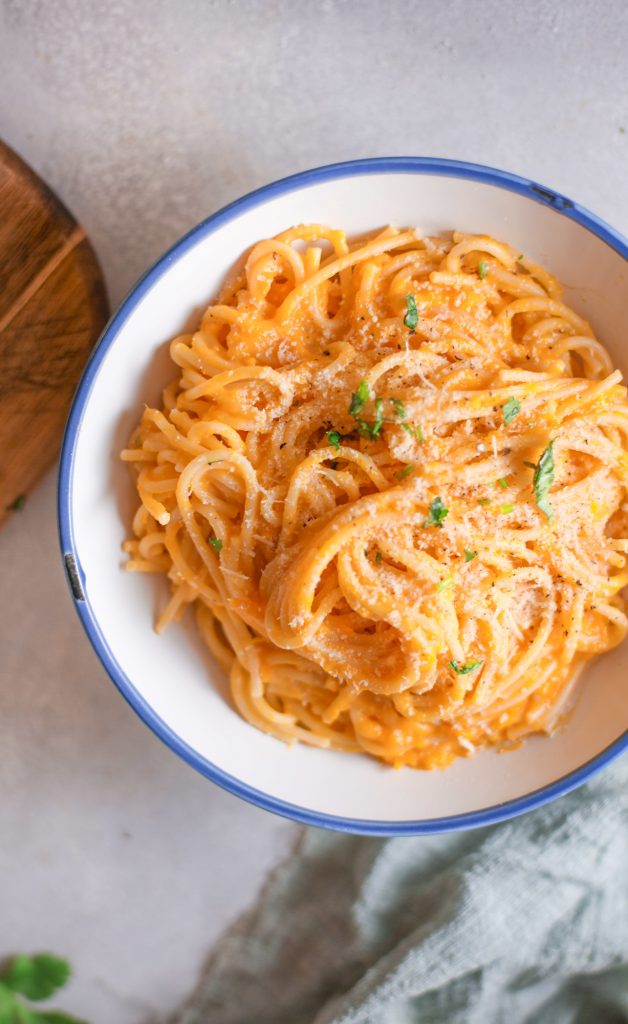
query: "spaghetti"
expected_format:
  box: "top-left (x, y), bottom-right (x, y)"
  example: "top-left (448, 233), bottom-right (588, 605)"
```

top-left (122, 226), bottom-right (628, 769)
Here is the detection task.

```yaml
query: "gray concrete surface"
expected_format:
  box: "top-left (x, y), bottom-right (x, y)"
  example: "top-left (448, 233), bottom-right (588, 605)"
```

top-left (1, 1), bottom-right (627, 1021)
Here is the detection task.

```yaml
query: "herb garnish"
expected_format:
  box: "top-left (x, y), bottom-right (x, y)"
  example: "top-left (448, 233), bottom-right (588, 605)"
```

top-left (477, 260), bottom-right (488, 280)
top-left (375, 550), bottom-right (383, 565)
top-left (523, 460), bottom-right (536, 470)
top-left (502, 397), bottom-right (521, 425)
top-left (403, 294), bottom-right (418, 330)
top-left (209, 536), bottom-right (223, 552)
top-left (327, 430), bottom-right (343, 450)
top-left (372, 397), bottom-right (384, 438)
top-left (533, 440), bottom-right (555, 521)
top-left (391, 396), bottom-right (424, 443)
top-left (436, 576), bottom-right (453, 592)
top-left (349, 380), bottom-right (370, 418)
top-left (402, 422), bottom-right (424, 442)
top-left (449, 659), bottom-right (483, 675)
top-left (501, 503), bottom-right (514, 514)
top-left (464, 549), bottom-right (477, 562)
top-left (497, 477), bottom-right (508, 489)
top-left (8, 494), bottom-right (26, 511)
top-left (423, 496), bottom-right (449, 527)
top-left (0, 953), bottom-right (83, 1023)
top-left (396, 464), bottom-right (415, 481)
top-left (477, 498), bottom-right (490, 506)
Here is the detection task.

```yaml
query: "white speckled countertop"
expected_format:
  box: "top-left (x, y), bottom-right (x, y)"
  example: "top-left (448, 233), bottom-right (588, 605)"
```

top-left (1, 1), bottom-right (627, 1020)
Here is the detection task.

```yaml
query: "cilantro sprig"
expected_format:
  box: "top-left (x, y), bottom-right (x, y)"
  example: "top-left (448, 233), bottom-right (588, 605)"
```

top-left (533, 440), bottom-right (555, 521)
top-left (0, 953), bottom-right (85, 1023)
top-left (449, 659), bottom-right (483, 675)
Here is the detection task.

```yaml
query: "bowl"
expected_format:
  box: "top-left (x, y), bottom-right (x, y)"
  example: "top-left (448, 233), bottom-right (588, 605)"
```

top-left (58, 157), bottom-right (628, 834)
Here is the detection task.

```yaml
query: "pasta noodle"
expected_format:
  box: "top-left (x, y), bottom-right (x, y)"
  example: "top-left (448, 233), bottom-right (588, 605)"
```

top-left (121, 225), bottom-right (628, 769)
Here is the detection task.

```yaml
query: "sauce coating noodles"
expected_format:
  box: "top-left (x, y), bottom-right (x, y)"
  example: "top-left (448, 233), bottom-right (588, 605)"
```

top-left (122, 226), bottom-right (628, 769)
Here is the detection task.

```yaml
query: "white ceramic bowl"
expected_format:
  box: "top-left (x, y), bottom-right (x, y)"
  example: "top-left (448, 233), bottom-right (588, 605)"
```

top-left (59, 158), bottom-right (628, 834)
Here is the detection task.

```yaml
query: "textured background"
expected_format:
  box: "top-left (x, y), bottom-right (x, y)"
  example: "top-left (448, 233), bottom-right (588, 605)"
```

top-left (1, 1), bottom-right (627, 1021)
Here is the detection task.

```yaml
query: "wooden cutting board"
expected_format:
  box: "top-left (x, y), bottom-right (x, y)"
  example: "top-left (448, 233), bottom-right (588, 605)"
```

top-left (0, 138), bottom-right (109, 525)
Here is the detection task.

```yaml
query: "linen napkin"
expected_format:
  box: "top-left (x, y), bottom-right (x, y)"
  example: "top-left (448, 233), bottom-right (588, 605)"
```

top-left (175, 755), bottom-right (628, 1024)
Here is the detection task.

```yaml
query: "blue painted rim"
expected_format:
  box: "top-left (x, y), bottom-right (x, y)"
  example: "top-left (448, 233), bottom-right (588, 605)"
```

top-left (58, 156), bottom-right (628, 835)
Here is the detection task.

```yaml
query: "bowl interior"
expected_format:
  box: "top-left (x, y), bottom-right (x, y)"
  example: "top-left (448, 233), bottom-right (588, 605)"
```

top-left (64, 167), bottom-right (628, 828)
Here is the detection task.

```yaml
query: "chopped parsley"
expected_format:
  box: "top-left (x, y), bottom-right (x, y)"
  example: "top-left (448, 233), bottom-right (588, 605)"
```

top-left (391, 396), bottom-right (423, 443)
top-left (436, 576), bottom-right (453, 592)
top-left (401, 421), bottom-right (424, 443)
top-left (533, 440), bottom-right (555, 521)
top-left (327, 430), bottom-right (343, 450)
top-left (477, 260), bottom-right (488, 280)
top-left (347, 381), bottom-right (385, 440)
top-left (449, 658), bottom-right (483, 675)
top-left (209, 536), bottom-right (223, 552)
top-left (502, 396), bottom-right (521, 425)
top-left (477, 498), bottom-right (490, 506)
top-left (523, 460), bottom-right (537, 470)
top-left (497, 477), bottom-right (508, 489)
top-left (423, 496), bottom-right (449, 527)
top-left (396, 464), bottom-right (415, 481)
top-left (375, 550), bottom-right (383, 566)
top-left (464, 549), bottom-right (477, 562)
top-left (372, 397), bottom-right (385, 438)
top-left (500, 503), bottom-right (514, 514)
top-left (349, 380), bottom-right (370, 418)
top-left (8, 494), bottom-right (26, 511)
top-left (403, 294), bottom-right (418, 330)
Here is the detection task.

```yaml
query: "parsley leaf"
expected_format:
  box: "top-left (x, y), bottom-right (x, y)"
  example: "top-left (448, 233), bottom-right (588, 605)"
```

top-left (327, 430), bottom-right (343, 450)
top-left (209, 536), bottom-right (223, 552)
top-left (449, 659), bottom-right (483, 675)
top-left (349, 380), bottom-right (370, 417)
top-left (401, 421), bottom-right (424, 443)
top-left (533, 440), bottom-right (555, 521)
top-left (477, 260), bottom-right (488, 280)
top-left (0, 954), bottom-right (85, 1023)
top-left (371, 397), bottom-right (385, 438)
top-left (348, 381), bottom-right (384, 441)
top-left (390, 398), bottom-right (406, 419)
top-left (2, 955), bottom-right (70, 1002)
top-left (436, 576), bottom-right (453, 592)
top-left (396, 464), bottom-right (415, 481)
top-left (500, 503), bottom-right (514, 514)
top-left (502, 396), bottom-right (521, 425)
top-left (464, 549), bottom-right (477, 562)
top-left (497, 477), bottom-right (508, 489)
top-left (523, 460), bottom-right (537, 469)
top-left (477, 497), bottom-right (490, 506)
top-left (423, 496), bottom-right (449, 527)
top-left (403, 294), bottom-right (418, 330)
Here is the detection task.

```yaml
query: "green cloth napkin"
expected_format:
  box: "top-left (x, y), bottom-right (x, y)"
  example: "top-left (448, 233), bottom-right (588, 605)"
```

top-left (176, 755), bottom-right (628, 1024)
